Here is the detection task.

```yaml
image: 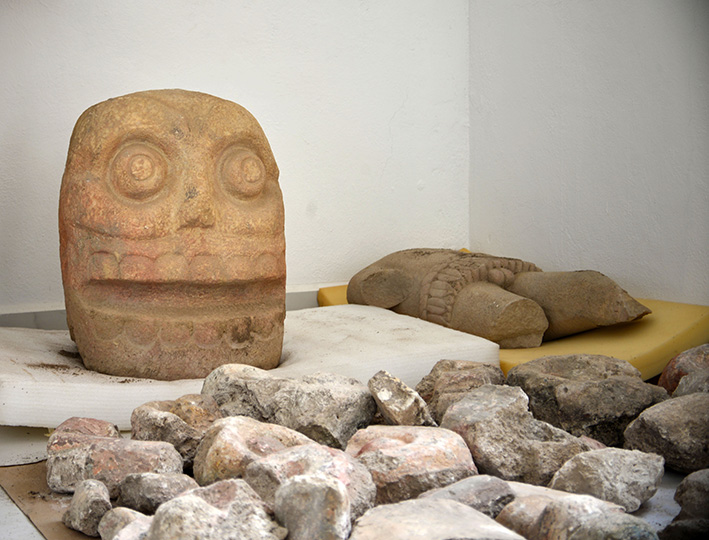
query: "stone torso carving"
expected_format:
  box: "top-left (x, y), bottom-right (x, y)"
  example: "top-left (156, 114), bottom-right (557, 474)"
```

top-left (59, 90), bottom-right (285, 380)
top-left (348, 249), bottom-right (650, 348)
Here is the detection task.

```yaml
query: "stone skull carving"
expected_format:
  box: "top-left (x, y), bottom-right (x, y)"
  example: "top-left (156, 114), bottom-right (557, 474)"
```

top-left (59, 90), bottom-right (285, 380)
top-left (348, 249), bottom-right (650, 348)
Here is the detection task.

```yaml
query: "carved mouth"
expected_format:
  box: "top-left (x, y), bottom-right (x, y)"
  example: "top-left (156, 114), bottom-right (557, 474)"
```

top-left (86, 251), bottom-right (281, 284)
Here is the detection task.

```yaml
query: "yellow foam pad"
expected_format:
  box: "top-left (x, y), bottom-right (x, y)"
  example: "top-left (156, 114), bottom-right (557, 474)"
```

top-left (317, 285), bottom-right (709, 380)
top-left (318, 285), bottom-right (350, 307)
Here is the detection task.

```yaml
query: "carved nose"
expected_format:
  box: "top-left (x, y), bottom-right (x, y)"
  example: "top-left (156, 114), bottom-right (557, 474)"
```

top-left (178, 186), bottom-right (216, 229)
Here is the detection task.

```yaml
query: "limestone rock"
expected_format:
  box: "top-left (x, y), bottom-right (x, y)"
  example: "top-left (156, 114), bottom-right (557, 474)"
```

top-left (348, 498), bottom-right (525, 540)
top-left (98, 507), bottom-right (152, 540)
top-left (495, 482), bottom-right (623, 537)
top-left (531, 495), bottom-right (630, 540)
top-left (430, 364), bottom-right (505, 422)
top-left (47, 417), bottom-right (183, 496)
top-left (193, 415), bottom-right (313, 485)
top-left (440, 384), bottom-right (596, 485)
top-left (415, 359), bottom-right (497, 402)
top-left (202, 365), bottom-right (376, 448)
top-left (658, 344), bottom-right (709, 394)
top-left (185, 478), bottom-right (270, 513)
top-left (274, 473), bottom-right (351, 540)
top-left (673, 369), bottom-right (709, 397)
top-left (548, 448), bottom-right (664, 512)
top-left (496, 495), bottom-right (553, 538)
top-left (506, 354), bottom-right (668, 446)
top-left (674, 468), bottom-right (709, 519)
top-left (143, 492), bottom-right (286, 540)
top-left (567, 513), bottom-right (659, 540)
top-left (243, 443), bottom-right (375, 520)
top-left (114, 519), bottom-right (153, 540)
top-left (345, 424), bottom-right (476, 504)
top-left (131, 393), bottom-right (222, 465)
top-left (418, 474), bottom-right (515, 518)
top-left (624, 393), bottom-right (709, 473)
top-left (116, 472), bottom-right (199, 514)
top-left (62, 479), bottom-right (112, 537)
top-left (367, 370), bottom-right (436, 426)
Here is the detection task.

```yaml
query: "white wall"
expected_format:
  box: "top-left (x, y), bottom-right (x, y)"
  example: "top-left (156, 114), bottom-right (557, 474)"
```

top-left (469, 0), bottom-right (709, 305)
top-left (2, 1), bottom-right (707, 315)
top-left (0, 0), bottom-right (470, 313)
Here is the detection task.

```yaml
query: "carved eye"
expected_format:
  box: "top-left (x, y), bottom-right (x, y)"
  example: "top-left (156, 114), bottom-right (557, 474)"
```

top-left (219, 147), bottom-right (266, 199)
top-left (110, 143), bottom-right (167, 201)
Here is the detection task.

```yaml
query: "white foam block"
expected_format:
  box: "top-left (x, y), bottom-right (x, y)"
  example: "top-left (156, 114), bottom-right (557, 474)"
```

top-left (0, 305), bottom-right (498, 430)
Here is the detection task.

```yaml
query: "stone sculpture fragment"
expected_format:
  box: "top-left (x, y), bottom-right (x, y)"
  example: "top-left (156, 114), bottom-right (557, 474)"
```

top-left (348, 248), bottom-right (650, 347)
top-left (59, 89), bottom-right (285, 380)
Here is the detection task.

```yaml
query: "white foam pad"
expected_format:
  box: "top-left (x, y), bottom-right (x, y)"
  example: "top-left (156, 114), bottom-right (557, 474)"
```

top-left (0, 305), bottom-right (498, 429)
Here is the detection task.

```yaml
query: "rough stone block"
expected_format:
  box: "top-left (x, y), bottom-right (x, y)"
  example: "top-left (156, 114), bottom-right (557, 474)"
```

top-left (440, 385), bottom-right (596, 485)
top-left (346, 424), bottom-right (476, 504)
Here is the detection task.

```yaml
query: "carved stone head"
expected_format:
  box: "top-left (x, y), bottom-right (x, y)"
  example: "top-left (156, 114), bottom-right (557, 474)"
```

top-left (59, 90), bottom-right (285, 380)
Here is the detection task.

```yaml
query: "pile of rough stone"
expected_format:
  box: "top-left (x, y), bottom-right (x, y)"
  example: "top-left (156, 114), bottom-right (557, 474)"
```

top-left (48, 344), bottom-right (709, 540)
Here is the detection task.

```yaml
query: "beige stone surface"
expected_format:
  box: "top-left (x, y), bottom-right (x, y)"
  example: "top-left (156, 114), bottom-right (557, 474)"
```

top-left (348, 248), bottom-right (650, 348)
top-left (59, 90), bottom-right (286, 380)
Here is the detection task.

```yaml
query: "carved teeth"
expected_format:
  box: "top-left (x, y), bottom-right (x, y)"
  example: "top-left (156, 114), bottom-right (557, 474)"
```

top-left (189, 255), bottom-right (226, 283)
top-left (119, 255), bottom-right (154, 281)
top-left (88, 252), bottom-right (119, 281)
top-left (155, 253), bottom-right (189, 281)
top-left (87, 251), bottom-right (282, 283)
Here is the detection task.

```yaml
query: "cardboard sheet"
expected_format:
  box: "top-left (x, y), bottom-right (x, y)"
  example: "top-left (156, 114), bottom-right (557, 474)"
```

top-left (0, 461), bottom-right (83, 540)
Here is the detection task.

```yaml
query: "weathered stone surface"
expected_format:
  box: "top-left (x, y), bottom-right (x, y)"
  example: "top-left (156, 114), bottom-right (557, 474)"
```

top-left (496, 495), bottom-right (554, 539)
top-left (440, 384), bottom-right (596, 485)
top-left (202, 365), bottom-right (376, 448)
top-left (143, 492), bottom-right (287, 540)
top-left (98, 507), bottom-right (152, 540)
top-left (568, 513), bottom-right (659, 539)
top-left (495, 482), bottom-right (624, 538)
top-left (131, 394), bottom-right (222, 465)
top-left (274, 473), bottom-right (351, 540)
top-left (348, 249), bottom-right (649, 347)
top-left (193, 415), bottom-right (313, 485)
top-left (52, 416), bottom-right (122, 440)
top-left (548, 448), bottom-right (664, 511)
top-left (531, 495), bottom-right (630, 540)
top-left (47, 417), bottom-right (183, 496)
top-left (624, 393), bottom-right (709, 473)
top-left (658, 344), bottom-right (709, 394)
top-left (345, 424), bottom-right (476, 504)
top-left (59, 89), bottom-right (286, 381)
top-left (62, 479), bottom-right (112, 537)
top-left (244, 443), bottom-right (375, 520)
top-left (659, 518), bottom-right (709, 540)
top-left (507, 270), bottom-right (650, 341)
top-left (673, 369), bottom-right (709, 397)
top-left (415, 359), bottom-right (497, 402)
top-left (418, 474), bottom-right (515, 518)
top-left (429, 363), bottom-right (506, 422)
top-left (368, 370), bottom-right (436, 426)
top-left (506, 354), bottom-right (668, 446)
top-left (116, 472), bottom-right (199, 514)
top-left (185, 478), bottom-right (270, 513)
top-left (114, 519), bottom-right (153, 540)
top-left (674, 468), bottom-right (709, 519)
top-left (349, 498), bottom-right (525, 540)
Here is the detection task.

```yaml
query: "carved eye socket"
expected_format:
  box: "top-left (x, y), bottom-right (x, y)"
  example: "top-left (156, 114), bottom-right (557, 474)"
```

top-left (111, 143), bottom-right (168, 201)
top-left (219, 147), bottom-right (266, 199)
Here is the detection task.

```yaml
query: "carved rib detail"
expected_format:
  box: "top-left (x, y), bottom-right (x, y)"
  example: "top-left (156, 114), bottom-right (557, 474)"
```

top-left (419, 255), bottom-right (541, 327)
